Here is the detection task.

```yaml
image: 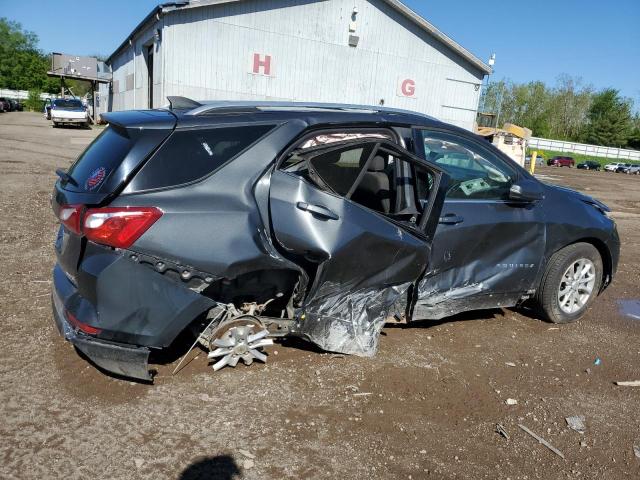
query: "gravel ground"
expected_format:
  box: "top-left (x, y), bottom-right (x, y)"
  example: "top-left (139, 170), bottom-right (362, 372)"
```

top-left (1, 112), bottom-right (639, 479)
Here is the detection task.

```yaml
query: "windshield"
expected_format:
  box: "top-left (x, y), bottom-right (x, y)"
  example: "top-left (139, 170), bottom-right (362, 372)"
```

top-left (53, 99), bottom-right (83, 109)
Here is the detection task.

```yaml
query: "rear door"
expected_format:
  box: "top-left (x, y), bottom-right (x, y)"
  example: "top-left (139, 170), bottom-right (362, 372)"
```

top-left (268, 139), bottom-right (447, 354)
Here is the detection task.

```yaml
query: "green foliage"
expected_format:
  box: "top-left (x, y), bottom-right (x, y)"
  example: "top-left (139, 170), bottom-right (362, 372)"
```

top-left (25, 89), bottom-right (43, 111)
top-left (482, 76), bottom-right (637, 150)
top-left (584, 89), bottom-right (634, 147)
top-left (0, 17), bottom-right (58, 93)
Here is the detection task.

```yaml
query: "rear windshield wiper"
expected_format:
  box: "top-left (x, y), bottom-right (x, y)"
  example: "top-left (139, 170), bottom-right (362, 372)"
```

top-left (55, 168), bottom-right (79, 187)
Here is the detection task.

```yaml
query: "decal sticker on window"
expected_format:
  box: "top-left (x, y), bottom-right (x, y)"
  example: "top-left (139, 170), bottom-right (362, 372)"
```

top-left (85, 166), bottom-right (107, 191)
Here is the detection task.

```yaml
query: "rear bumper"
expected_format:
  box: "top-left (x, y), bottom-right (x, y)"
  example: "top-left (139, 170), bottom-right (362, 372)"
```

top-left (52, 265), bottom-right (153, 381)
top-left (52, 116), bottom-right (87, 124)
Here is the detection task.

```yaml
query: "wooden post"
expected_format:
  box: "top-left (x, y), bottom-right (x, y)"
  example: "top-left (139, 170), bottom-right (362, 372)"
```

top-left (530, 151), bottom-right (538, 175)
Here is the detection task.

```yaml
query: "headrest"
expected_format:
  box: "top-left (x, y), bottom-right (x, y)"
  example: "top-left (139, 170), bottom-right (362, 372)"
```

top-left (367, 155), bottom-right (386, 172)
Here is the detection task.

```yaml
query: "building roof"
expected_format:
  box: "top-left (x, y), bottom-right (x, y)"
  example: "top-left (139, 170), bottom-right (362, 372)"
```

top-left (107, 0), bottom-right (491, 74)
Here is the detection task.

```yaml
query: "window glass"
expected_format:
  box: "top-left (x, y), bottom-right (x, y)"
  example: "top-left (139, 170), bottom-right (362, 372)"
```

top-left (421, 132), bottom-right (513, 200)
top-left (132, 125), bottom-right (274, 190)
top-left (308, 144), bottom-right (375, 196)
top-left (67, 126), bottom-right (133, 193)
top-left (282, 131), bottom-right (391, 170)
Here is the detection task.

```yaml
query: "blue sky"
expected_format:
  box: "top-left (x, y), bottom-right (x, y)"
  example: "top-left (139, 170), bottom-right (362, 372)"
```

top-left (4, 0), bottom-right (639, 106)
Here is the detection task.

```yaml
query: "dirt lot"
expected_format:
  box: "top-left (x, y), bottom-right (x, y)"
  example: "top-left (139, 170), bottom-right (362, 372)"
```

top-left (1, 112), bottom-right (639, 480)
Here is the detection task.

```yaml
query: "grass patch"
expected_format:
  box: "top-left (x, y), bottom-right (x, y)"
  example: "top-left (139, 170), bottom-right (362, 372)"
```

top-left (527, 148), bottom-right (639, 167)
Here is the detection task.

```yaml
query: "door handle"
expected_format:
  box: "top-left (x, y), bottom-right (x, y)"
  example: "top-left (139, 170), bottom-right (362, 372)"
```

top-left (297, 202), bottom-right (339, 220)
top-left (439, 213), bottom-right (464, 225)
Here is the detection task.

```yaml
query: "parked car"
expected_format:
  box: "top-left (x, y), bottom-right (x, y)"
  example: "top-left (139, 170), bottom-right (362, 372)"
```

top-left (577, 161), bottom-right (601, 171)
top-left (0, 97), bottom-right (10, 112)
top-left (604, 162), bottom-right (627, 172)
top-left (614, 163), bottom-right (632, 173)
top-left (525, 155), bottom-right (544, 166)
top-left (9, 99), bottom-right (23, 111)
top-left (547, 156), bottom-right (575, 167)
top-left (620, 164), bottom-right (640, 175)
top-left (50, 98), bottom-right (89, 127)
top-left (51, 99), bottom-right (620, 381)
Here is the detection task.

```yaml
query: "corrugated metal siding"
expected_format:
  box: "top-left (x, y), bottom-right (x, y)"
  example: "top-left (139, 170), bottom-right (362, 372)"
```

top-left (108, 0), bottom-right (484, 130)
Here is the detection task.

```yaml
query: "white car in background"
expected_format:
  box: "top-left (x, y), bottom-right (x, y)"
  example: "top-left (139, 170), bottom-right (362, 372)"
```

top-left (604, 162), bottom-right (627, 172)
top-left (50, 98), bottom-right (89, 128)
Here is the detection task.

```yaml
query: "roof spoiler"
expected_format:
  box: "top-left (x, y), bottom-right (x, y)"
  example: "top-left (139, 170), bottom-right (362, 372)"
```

top-left (167, 96), bottom-right (202, 110)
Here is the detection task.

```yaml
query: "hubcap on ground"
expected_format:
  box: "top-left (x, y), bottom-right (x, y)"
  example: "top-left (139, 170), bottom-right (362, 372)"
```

top-left (557, 258), bottom-right (596, 314)
top-left (207, 317), bottom-right (273, 371)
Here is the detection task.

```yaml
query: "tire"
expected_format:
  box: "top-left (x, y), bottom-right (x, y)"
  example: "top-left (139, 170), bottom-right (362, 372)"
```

top-left (52, 122), bottom-right (58, 128)
top-left (537, 243), bottom-right (603, 324)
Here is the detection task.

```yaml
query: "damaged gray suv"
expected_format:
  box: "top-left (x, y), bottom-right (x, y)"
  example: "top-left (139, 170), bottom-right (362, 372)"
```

top-left (51, 98), bottom-right (620, 381)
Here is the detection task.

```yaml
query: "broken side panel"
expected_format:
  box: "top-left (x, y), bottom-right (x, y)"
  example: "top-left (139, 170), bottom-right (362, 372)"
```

top-left (269, 170), bottom-right (432, 356)
top-left (300, 282), bottom-right (412, 356)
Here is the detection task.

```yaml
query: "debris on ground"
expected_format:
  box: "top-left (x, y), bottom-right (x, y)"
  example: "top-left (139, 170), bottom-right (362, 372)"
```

top-left (518, 424), bottom-right (565, 459)
top-left (594, 357), bottom-right (602, 366)
top-left (496, 424), bottom-right (510, 440)
top-left (565, 416), bottom-right (586, 434)
top-left (505, 398), bottom-right (518, 405)
top-left (634, 445), bottom-right (640, 460)
top-left (243, 459), bottom-right (255, 470)
top-left (505, 362), bottom-right (517, 367)
top-left (615, 381), bottom-right (640, 387)
top-left (134, 459), bottom-right (144, 469)
top-left (238, 449), bottom-right (256, 460)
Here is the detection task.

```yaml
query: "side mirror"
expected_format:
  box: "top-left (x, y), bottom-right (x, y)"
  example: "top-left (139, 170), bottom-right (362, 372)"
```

top-left (509, 179), bottom-right (544, 203)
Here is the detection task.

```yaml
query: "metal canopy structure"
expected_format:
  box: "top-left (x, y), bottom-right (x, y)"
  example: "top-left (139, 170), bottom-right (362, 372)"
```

top-left (46, 53), bottom-right (113, 123)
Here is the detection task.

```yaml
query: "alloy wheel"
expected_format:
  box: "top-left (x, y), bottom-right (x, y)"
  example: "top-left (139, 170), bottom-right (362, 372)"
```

top-left (557, 258), bottom-right (596, 314)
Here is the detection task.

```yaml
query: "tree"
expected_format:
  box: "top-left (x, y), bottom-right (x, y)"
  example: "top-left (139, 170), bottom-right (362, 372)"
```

top-left (628, 114), bottom-right (640, 150)
top-left (584, 89), bottom-right (634, 147)
top-left (0, 17), bottom-right (58, 93)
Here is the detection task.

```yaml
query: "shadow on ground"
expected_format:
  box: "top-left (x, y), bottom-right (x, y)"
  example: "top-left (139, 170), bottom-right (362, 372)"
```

top-left (178, 455), bottom-right (241, 480)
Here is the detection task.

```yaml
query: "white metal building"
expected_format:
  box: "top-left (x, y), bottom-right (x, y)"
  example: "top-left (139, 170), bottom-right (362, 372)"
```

top-left (102, 0), bottom-right (490, 130)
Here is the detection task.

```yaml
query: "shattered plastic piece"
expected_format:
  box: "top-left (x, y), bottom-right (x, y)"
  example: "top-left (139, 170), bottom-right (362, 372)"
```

top-left (634, 445), bottom-right (640, 460)
top-left (565, 416), bottom-right (586, 434)
top-left (615, 381), bottom-right (640, 387)
top-left (496, 424), bottom-right (510, 440)
top-left (238, 449), bottom-right (255, 460)
top-left (505, 362), bottom-right (517, 367)
top-left (505, 398), bottom-right (518, 405)
top-left (518, 424), bottom-right (565, 459)
top-left (299, 282), bottom-right (411, 356)
top-left (594, 357), bottom-right (602, 366)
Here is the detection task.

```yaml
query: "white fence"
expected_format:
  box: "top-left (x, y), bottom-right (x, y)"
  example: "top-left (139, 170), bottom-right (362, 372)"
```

top-left (0, 88), bottom-right (57, 101)
top-left (529, 137), bottom-right (640, 161)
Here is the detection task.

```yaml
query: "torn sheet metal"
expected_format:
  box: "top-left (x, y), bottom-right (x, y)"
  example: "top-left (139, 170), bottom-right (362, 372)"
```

top-left (299, 282), bottom-right (411, 356)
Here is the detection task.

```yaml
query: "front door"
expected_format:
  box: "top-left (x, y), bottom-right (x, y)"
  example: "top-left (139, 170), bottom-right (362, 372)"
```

top-left (269, 139), bottom-right (447, 355)
top-left (412, 128), bottom-right (545, 319)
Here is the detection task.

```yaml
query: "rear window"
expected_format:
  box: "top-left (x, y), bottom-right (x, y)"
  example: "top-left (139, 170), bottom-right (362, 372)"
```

top-left (66, 126), bottom-right (133, 192)
top-left (130, 125), bottom-right (275, 191)
top-left (54, 99), bottom-right (83, 109)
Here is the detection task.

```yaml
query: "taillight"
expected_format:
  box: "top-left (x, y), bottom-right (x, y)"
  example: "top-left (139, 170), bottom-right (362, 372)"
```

top-left (83, 207), bottom-right (162, 248)
top-left (66, 310), bottom-right (102, 335)
top-left (58, 204), bottom-right (83, 234)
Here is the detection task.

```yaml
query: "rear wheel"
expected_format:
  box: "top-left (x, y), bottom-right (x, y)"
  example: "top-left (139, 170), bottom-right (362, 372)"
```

top-left (537, 243), bottom-right (603, 324)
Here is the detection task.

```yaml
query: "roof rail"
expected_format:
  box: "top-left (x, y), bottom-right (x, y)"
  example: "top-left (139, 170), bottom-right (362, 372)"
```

top-left (185, 101), bottom-right (435, 119)
top-left (167, 96), bottom-right (202, 110)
